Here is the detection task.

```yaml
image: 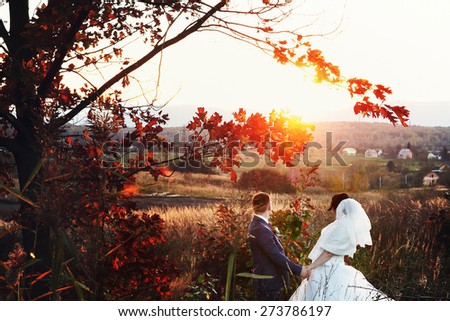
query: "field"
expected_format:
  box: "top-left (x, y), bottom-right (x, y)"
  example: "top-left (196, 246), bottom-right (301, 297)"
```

top-left (1, 152), bottom-right (449, 300)
top-left (131, 170), bottom-right (450, 300)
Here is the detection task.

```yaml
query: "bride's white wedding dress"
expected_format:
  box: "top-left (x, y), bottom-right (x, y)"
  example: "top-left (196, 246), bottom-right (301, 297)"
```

top-left (289, 199), bottom-right (390, 301)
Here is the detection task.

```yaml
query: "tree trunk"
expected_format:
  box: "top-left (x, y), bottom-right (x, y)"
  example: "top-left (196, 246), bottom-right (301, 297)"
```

top-left (14, 136), bottom-right (52, 300)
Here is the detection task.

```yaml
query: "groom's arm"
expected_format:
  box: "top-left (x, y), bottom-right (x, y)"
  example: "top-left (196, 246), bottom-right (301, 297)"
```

top-left (256, 228), bottom-right (302, 276)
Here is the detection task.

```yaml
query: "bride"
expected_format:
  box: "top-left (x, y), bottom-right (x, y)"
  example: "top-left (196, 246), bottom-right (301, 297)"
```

top-left (290, 193), bottom-right (390, 301)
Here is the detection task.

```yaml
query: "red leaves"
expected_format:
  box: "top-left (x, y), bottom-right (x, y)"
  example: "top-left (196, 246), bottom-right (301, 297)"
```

top-left (348, 78), bottom-right (409, 126)
top-left (387, 105), bottom-right (410, 127)
top-left (348, 78), bottom-right (373, 97)
top-left (185, 107), bottom-right (315, 178)
top-left (196, 107), bottom-right (207, 121)
top-left (113, 47), bottom-right (123, 58)
top-left (122, 184), bottom-right (140, 196)
top-left (121, 75), bottom-right (130, 88)
top-left (373, 84), bottom-right (393, 101)
top-left (268, 35), bottom-right (408, 126)
top-left (354, 100), bottom-right (409, 127)
top-left (112, 257), bottom-right (120, 271)
top-left (158, 167), bottom-right (173, 177)
top-left (230, 169), bottom-right (237, 182)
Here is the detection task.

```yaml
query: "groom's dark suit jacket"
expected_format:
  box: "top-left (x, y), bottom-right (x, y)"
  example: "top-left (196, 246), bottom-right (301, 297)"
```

top-left (248, 215), bottom-right (302, 297)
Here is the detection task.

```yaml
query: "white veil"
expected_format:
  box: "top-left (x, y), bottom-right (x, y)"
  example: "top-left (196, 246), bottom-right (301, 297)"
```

top-left (336, 199), bottom-right (372, 248)
top-left (309, 198), bottom-right (372, 260)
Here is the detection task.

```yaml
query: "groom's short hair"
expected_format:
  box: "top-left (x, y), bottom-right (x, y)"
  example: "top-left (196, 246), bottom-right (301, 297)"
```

top-left (252, 192), bottom-right (270, 214)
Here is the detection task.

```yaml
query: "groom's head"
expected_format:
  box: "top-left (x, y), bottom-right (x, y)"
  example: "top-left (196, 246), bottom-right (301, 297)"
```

top-left (252, 192), bottom-right (271, 214)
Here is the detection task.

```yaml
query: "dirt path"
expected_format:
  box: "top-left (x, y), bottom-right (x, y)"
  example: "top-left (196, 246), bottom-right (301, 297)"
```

top-left (1, 195), bottom-right (229, 219)
top-left (133, 194), bottom-right (229, 209)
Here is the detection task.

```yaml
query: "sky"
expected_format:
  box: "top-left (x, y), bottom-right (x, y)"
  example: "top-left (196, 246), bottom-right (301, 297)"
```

top-left (2, 0), bottom-right (450, 127)
top-left (126, 0), bottom-right (450, 127)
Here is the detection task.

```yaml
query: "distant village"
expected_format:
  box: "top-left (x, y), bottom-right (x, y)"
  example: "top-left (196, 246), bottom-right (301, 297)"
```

top-left (342, 146), bottom-right (449, 187)
top-left (9, 122), bottom-right (447, 189)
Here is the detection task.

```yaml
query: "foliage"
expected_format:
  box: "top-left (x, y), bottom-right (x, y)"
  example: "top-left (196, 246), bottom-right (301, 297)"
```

top-left (386, 161), bottom-right (397, 172)
top-left (184, 273), bottom-right (219, 301)
top-left (351, 193), bottom-right (450, 300)
top-left (439, 170), bottom-right (450, 187)
top-left (441, 147), bottom-right (449, 162)
top-left (270, 41), bottom-right (409, 126)
top-left (0, 131), bottom-right (174, 300)
top-left (0, 0), bottom-right (410, 300)
top-left (188, 195), bottom-right (315, 300)
top-left (191, 204), bottom-right (253, 300)
top-left (347, 165), bottom-right (370, 192)
top-left (270, 196), bottom-right (315, 266)
top-left (411, 163), bottom-right (436, 187)
top-left (237, 168), bottom-right (296, 194)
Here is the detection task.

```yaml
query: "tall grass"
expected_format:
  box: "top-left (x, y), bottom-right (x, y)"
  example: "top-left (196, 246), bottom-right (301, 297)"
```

top-left (135, 172), bottom-right (239, 199)
top-left (354, 193), bottom-right (450, 300)
top-left (134, 173), bottom-right (449, 300)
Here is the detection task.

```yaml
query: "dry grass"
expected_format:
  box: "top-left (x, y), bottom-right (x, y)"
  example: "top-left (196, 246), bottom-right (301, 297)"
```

top-left (133, 173), bottom-right (450, 300)
top-left (135, 172), bottom-right (241, 199)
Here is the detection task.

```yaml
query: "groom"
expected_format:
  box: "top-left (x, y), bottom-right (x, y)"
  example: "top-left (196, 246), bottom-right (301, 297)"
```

top-left (248, 192), bottom-right (307, 300)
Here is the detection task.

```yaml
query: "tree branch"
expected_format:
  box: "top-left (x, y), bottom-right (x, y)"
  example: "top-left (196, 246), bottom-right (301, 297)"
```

top-left (0, 20), bottom-right (11, 51)
top-left (0, 109), bottom-right (26, 133)
top-left (49, 1), bottom-right (227, 130)
top-left (9, 0), bottom-right (29, 51)
top-left (37, 6), bottom-right (91, 98)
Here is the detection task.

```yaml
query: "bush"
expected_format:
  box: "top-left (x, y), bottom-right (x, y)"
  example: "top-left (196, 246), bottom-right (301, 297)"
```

top-left (191, 204), bottom-right (253, 300)
top-left (237, 169), bottom-right (296, 194)
top-left (0, 135), bottom-right (175, 300)
top-left (190, 197), bottom-right (314, 300)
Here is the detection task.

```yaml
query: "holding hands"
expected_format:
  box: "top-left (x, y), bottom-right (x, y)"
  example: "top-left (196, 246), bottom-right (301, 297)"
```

top-left (300, 265), bottom-right (313, 279)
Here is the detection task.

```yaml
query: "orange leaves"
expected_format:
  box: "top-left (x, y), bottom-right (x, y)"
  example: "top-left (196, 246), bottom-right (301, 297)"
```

top-left (347, 78), bottom-right (373, 97)
top-left (273, 46), bottom-right (290, 64)
top-left (233, 108), bottom-right (246, 122)
top-left (158, 167), bottom-right (173, 177)
top-left (122, 184), bottom-right (140, 196)
top-left (185, 107), bottom-right (315, 179)
top-left (187, 107), bottom-right (220, 131)
top-left (300, 48), bottom-right (341, 83)
top-left (267, 33), bottom-right (408, 126)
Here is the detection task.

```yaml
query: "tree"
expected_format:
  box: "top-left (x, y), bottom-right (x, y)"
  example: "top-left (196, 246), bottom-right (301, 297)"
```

top-left (441, 146), bottom-right (449, 162)
top-left (0, 0), bottom-right (409, 299)
top-left (386, 160), bottom-right (397, 173)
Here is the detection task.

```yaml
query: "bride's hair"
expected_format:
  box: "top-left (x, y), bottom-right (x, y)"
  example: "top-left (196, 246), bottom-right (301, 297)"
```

top-left (328, 193), bottom-right (350, 211)
top-left (252, 192), bottom-right (270, 213)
